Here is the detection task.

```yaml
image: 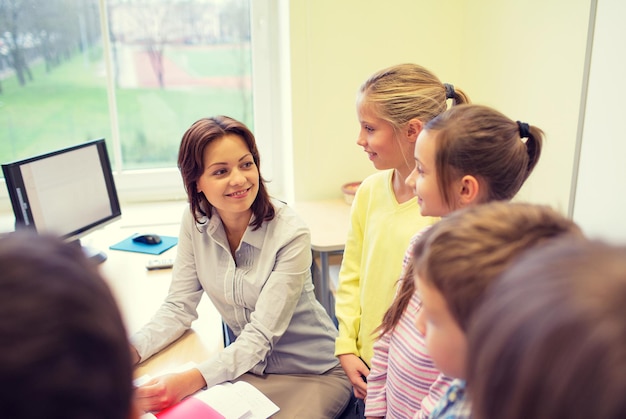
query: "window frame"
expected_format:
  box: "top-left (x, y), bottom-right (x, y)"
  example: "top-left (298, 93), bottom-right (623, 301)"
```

top-left (0, 0), bottom-right (291, 212)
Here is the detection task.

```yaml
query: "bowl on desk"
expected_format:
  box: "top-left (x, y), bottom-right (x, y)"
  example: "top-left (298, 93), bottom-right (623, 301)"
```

top-left (341, 181), bottom-right (361, 205)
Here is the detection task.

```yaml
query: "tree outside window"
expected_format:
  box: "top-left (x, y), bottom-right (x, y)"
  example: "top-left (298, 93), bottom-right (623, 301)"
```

top-left (0, 0), bottom-right (253, 172)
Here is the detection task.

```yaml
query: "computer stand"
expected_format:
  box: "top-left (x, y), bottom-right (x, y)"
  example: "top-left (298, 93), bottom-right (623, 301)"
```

top-left (71, 239), bottom-right (108, 264)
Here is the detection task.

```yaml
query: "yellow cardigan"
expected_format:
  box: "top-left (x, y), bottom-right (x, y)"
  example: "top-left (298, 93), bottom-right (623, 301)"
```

top-left (334, 170), bottom-right (436, 365)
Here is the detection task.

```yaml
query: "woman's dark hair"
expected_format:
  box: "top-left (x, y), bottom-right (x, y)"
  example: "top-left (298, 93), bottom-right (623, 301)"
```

top-left (177, 115), bottom-right (274, 230)
top-left (468, 240), bottom-right (626, 419)
top-left (0, 231), bottom-right (134, 419)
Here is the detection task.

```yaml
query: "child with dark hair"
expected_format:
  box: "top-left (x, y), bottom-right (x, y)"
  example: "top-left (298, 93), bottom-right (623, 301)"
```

top-left (367, 104), bottom-right (544, 418)
top-left (0, 231), bottom-right (137, 419)
top-left (412, 201), bottom-right (584, 418)
top-left (468, 239), bottom-right (626, 419)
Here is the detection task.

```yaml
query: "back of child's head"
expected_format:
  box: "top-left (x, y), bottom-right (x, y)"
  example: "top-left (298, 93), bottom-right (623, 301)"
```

top-left (424, 104), bottom-right (543, 208)
top-left (412, 201), bottom-right (583, 333)
top-left (358, 63), bottom-right (470, 131)
top-left (468, 239), bottom-right (626, 419)
top-left (0, 232), bottom-right (134, 419)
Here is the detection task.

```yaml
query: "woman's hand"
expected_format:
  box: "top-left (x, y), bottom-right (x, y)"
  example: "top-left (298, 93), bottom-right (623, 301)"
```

top-left (338, 353), bottom-right (370, 399)
top-left (135, 368), bottom-right (206, 412)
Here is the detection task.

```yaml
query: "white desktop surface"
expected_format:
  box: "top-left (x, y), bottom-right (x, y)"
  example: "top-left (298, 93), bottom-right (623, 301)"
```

top-left (0, 198), bottom-right (351, 375)
top-left (292, 199), bottom-right (351, 318)
top-left (292, 199), bottom-right (351, 252)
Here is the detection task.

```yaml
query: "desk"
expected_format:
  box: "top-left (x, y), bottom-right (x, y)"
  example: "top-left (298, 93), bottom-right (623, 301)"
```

top-left (85, 201), bottom-right (224, 378)
top-left (0, 198), bottom-right (351, 373)
top-left (292, 199), bottom-right (352, 319)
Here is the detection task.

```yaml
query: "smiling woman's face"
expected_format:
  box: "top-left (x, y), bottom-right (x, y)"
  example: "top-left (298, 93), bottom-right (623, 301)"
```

top-left (196, 134), bottom-right (259, 219)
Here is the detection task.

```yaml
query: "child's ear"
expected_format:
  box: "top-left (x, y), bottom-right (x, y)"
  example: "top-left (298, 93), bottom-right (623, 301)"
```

top-left (458, 175), bottom-right (481, 206)
top-left (406, 118), bottom-right (424, 143)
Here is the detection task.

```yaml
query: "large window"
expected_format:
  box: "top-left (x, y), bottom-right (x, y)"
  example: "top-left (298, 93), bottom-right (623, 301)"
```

top-left (0, 0), bottom-right (288, 207)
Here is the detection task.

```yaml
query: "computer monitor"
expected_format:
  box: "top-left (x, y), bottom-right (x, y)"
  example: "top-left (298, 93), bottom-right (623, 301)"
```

top-left (1, 138), bottom-right (121, 263)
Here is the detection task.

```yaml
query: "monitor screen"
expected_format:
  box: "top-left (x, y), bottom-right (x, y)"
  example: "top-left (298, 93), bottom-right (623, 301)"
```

top-left (2, 139), bottom-right (121, 262)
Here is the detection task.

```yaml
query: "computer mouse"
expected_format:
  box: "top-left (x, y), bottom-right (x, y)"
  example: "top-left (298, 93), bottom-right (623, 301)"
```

top-left (132, 234), bottom-right (162, 245)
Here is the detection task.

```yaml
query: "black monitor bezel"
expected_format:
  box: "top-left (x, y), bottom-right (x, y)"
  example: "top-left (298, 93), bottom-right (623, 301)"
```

top-left (1, 138), bottom-right (121, 241)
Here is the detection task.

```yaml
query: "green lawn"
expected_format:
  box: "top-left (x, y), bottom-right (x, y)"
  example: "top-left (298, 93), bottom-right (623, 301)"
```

top-left (0, 44), bottom-right (253, 169)
top-left (167, 45), bottom-right (252, 78)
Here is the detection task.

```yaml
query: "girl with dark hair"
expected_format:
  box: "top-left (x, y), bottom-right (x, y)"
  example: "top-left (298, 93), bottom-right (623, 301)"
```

top-left (412, 202), bottom-right (583, 418)
top-left (367, 104), bottom-right (544, 418)
top-left (468, 239), bottom-right (626, 419)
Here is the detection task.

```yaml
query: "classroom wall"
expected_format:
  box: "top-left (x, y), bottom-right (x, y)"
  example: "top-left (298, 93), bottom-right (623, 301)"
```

top-left (288, 0), bottom-right (592, 214)
top-left (572, 0), bottom-right (626, 244)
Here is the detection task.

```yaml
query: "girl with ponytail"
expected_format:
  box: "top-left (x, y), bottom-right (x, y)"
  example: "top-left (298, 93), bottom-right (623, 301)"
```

top-left (366, 104), bottom-right (544, 419)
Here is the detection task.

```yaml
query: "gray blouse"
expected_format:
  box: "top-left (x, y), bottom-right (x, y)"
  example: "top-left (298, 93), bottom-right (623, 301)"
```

top-left (131, 199), bottom-right (339, 388)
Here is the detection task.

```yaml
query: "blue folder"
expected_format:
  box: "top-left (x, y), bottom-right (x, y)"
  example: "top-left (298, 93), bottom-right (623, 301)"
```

top-left (109, 234), bottom-right (178, 255)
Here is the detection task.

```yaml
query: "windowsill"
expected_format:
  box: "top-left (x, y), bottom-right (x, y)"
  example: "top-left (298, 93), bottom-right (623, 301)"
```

top-left (0, 199), bottom-right (189, 235)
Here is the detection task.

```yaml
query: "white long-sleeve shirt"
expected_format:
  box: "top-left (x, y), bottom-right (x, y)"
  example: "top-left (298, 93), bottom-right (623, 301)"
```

top-left (131, 199), bottom-right (339, 388)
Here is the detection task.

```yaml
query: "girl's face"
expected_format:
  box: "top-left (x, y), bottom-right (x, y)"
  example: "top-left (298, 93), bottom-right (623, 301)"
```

top-left (196, 134), bottom-right (259, 219)
top-left (406, 129), bottom-right (453, 217)
top-left (415, 274), bottom-right (468, 379)
top-left (356, 99), bottom-right (407, 171)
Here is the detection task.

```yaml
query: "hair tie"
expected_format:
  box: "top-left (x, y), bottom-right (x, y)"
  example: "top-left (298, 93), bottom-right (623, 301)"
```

top-left (444, 83), bottom-right (455, 99)
top-left (517, 121), bottom-right (530, 140)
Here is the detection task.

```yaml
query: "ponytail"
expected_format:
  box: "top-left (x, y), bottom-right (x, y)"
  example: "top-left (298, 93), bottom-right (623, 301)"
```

top-left (524, 125), bottom-right (543, 176)
top-left (426, 105), bottom-right (545, 204)
top-left (377, 264), bottom-right (416, 338)
top-left (376, 230), bottom-right (430, 338)
top-left (443, 83), bottom-right (470, 106)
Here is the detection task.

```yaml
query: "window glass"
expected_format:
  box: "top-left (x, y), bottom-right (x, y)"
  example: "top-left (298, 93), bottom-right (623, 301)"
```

top-left (108, 0), bottom-right (252, 169)
top-left (0, 0), bottom-right (253, 172)
top-left (1, 0), bottom-right (109, 161)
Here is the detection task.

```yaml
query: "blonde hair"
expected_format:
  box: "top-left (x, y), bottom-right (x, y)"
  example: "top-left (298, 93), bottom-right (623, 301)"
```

top-left (358, 63), bottom-right (470, 132)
